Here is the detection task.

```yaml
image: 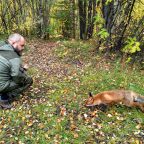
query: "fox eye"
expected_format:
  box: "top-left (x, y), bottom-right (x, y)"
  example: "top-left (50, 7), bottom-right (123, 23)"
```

top-left (89, 97), bottom-right (93, 101)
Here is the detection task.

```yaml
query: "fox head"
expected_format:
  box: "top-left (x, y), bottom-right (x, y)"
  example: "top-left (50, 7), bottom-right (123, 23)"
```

top-left (85, 92), bottom-right (103, 106)
top-left (85, 92), bottom-right (95, 107)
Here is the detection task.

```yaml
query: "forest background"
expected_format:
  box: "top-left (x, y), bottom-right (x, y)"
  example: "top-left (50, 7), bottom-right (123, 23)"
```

top-left (0, 0), bottom-right (143, 64)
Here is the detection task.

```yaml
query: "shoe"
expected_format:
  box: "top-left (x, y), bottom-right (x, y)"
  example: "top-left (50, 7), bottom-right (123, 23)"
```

top-left (0, 99), bottom-right (13, 109)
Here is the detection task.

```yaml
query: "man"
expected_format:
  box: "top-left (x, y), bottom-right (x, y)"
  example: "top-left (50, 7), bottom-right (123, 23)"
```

top-left (0, 33), bottom-right (33, 109)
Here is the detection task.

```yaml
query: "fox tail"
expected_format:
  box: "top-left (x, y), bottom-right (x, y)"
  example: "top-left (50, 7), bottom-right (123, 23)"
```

top-left (134, 95), bottom-right (144, 103)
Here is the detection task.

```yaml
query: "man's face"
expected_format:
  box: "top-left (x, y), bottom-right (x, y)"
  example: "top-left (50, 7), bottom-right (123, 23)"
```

top-left (13, 38), bottom-right (25, 55)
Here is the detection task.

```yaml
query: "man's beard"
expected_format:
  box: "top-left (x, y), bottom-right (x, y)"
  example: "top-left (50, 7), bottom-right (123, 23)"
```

top-left (14, 47), bottom-right (23, 56)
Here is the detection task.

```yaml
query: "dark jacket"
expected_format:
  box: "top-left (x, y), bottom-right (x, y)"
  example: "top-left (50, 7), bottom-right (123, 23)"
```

top-left (0, 41), bottom-right (24, 92)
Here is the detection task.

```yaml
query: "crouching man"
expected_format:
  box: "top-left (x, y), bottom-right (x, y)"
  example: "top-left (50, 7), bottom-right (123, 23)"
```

top-left (0, 33), bottom-right (33, 109)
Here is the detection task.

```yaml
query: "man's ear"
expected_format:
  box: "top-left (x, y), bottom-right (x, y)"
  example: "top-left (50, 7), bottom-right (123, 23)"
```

top-left (89, 92), bottom-right (93, 97)
top-left (12, 42), bottom-right (18, 48)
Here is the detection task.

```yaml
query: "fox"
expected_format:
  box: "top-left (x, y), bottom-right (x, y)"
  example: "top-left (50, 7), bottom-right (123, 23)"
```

top-left (85, 90), bottom-right (144, 112)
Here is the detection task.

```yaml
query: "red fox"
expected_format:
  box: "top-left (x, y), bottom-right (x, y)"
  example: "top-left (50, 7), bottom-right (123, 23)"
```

top-left (85, 90), bottom-right (144, 112)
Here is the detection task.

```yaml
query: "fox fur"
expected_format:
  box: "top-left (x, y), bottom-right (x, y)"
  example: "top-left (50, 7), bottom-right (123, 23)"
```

top-left (85, 90), bottom-right (144, 112)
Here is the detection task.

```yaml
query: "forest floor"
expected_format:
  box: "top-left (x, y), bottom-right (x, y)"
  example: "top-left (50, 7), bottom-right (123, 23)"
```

top-left (0, 39), bottom-right (144, 144)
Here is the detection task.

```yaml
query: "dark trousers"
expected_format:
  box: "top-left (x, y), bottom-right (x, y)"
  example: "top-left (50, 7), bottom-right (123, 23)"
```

top-left (1, 74), bottom-right (33, 99)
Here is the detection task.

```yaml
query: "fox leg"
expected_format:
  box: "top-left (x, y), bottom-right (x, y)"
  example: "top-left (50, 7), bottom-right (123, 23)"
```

top-left (123, 100), bottom-right (133, 107)
top-left (97, 104), bottom-right (108, 112)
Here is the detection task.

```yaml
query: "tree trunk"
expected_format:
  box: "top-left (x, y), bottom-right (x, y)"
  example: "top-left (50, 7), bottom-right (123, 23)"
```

top-left (78, 0), bottom-right (87, 39)
top-left (102, 0), bottom-right (115, 35)
top-left (70, 0), bottom-right (76, 38)
top-left (87, 0), bottom-right (92, 39)
top-left (0, 1), bottom-right (8, 31)
top-left (43, 0), bottom-right (50, 39)
top-left (38, 0), bottom-right (43, 37)
top-left (87, 0), bottom-right (96, 39)
top-left (116, 0), bottom-right (136, 49)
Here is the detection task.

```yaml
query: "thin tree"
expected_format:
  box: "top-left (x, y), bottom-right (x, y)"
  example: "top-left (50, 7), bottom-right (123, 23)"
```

top-left (78, 0), bottom-right (87, 39)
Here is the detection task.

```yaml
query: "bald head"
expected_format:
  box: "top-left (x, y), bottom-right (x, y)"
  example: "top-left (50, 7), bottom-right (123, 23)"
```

top-left (8, 33), bottom-right (24, 43)
top-left (7, 33), bottom-right (25, 55)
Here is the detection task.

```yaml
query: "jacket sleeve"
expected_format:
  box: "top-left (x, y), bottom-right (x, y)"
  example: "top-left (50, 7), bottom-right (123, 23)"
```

top-left (10, 58), bottom-right (26, 84)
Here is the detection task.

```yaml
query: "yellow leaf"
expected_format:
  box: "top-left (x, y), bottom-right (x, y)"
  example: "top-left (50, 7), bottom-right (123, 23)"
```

top-left (27, 121), bottom-right (33, 127)
top-left (0, 125), bottom-right (3, 129)
top-left (25, 131), bottom-right (29, 134)
top-left (22, 117), bottom-right (25, 121)
top-left (45, 134), bottom-right (50, 139)
top-left (70, 124), bottom-right (77, 131)
top-left (73, 133), bottom-right (79, 138)
top-left (38, 123), bottom-right (45, 129)
top-left (136, 124), bottom-right (141, 129)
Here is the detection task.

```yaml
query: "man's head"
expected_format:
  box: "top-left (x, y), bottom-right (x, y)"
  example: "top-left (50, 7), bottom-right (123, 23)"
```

top-left (8, 33), bottom-right (25, 55)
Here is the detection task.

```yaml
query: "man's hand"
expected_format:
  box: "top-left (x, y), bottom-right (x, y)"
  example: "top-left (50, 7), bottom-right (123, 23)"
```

top-left (23, 64), bottom-right (29, 70)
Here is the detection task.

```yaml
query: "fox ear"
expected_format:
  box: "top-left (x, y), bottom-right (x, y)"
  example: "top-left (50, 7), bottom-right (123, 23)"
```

top-left (89, 92), bottom-right (93, 97)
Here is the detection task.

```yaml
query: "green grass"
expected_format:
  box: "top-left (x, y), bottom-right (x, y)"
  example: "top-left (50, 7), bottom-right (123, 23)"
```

top-left (0, 40), bottom-right (144, 143)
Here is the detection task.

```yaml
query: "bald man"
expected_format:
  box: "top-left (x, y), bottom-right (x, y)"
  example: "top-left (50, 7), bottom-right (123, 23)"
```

top-left (0, 33), bottom-right (33, 109)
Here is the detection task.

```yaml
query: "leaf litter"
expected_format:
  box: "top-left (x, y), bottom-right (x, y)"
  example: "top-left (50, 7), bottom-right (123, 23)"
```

top-left (0, 40), bottom-right (144, 143)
